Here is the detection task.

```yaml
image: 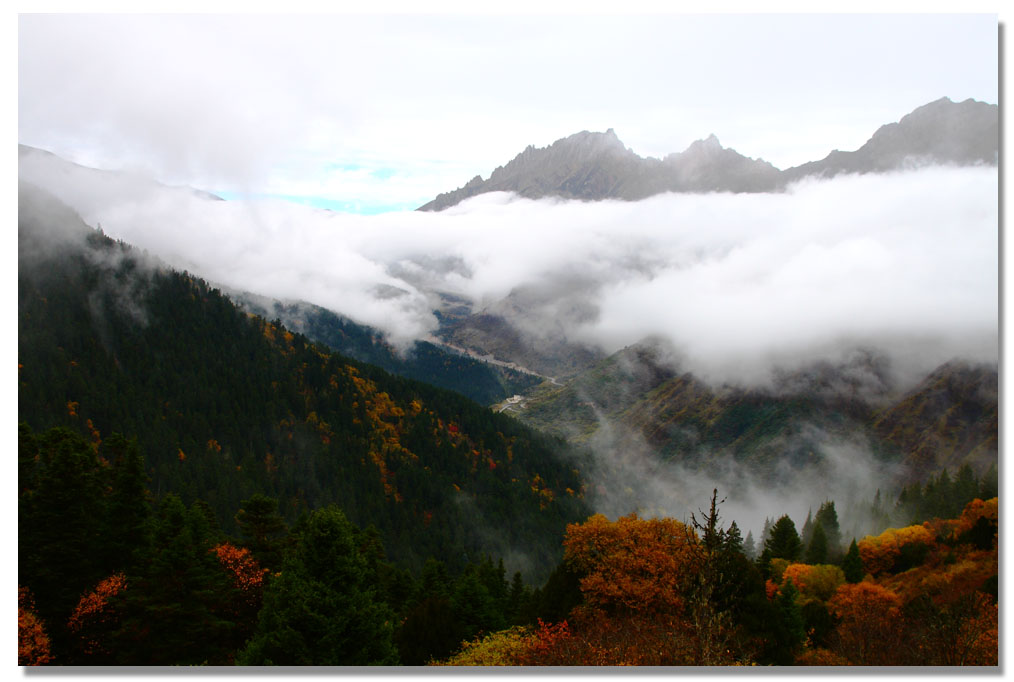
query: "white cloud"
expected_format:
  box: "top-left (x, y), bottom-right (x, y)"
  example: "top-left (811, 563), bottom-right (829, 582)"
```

top-left (20, 145), bottom-right (998, 385)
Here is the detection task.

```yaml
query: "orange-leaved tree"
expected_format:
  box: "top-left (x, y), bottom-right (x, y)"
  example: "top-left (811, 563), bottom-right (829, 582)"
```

top-left (827, 581), bottom-right (903, 665)
top-left (66, 573), bottom-right (127, 661)
top-left (857, 524), bottom-right (935, 575)
top-left (779, 563), bottom-right (844, 603)
top-left (562, 513), bottom-right (701, 617)
top-left (211, 542), bottom-right (268, 606)
top-left (18, 586), bottom-right (53, 666)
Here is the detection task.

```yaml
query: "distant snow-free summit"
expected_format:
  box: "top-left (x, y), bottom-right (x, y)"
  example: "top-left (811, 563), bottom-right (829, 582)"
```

top-left (418, 97), bottom-right (998, 211)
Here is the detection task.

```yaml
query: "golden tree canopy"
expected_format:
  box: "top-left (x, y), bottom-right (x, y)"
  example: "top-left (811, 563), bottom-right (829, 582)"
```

top-left (563, 513), bottom-right (700, 616)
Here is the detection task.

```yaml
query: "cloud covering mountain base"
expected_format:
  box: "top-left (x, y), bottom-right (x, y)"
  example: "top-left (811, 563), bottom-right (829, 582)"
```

top-left (20, 148), bottom-right (997, 392)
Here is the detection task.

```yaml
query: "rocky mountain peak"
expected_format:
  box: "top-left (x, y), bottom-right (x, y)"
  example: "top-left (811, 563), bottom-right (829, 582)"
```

top-left (693, 133), bottom-right (722, 151)
top-left (419, 97), bottom-right (998, 210)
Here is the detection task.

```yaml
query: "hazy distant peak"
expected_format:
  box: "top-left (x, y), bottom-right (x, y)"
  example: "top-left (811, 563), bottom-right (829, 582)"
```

top-left (688, 133), bottom-right (722, 151)
top-left (420, 97), bottom-right (997, 210)
top-left (547, 128), bottom-right (632, 157)
top-left (673, 134), bottom-right (727, 162)
top-left (782, 96), bottom-right (998, 181)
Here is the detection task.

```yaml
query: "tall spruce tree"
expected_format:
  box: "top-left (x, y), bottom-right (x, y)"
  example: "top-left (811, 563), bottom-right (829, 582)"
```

top-left (814, 501), bottom-right (842, 560)
top-left (764, 515), bottom-right (803, 562)
top-left (774, 578), bottom-right (806, 664)
top-left (102, 433), bottom-right (151, 573)
top-left (110, 494), bottom-right (243, 665)
top-left (805, 523), bottom-right (828, 565)
top-left (725, 521), bottom-right (744, 555)
top-left (979, 462), bottom-right (998, 500)
top-left (235, 494), bottom-right (287, 571)
top-left (19, 427), bottom-right (109, 646)
top-left (800, 509), bottom-right (814, 547)
top-left (842, 539), bottom-right (864, 583)
top-left (743, 530), bottom-right (757, 561)
top-left (236, 505), bottom-right (397, 665)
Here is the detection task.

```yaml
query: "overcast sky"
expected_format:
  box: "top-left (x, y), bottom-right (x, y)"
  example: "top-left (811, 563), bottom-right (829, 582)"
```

top-left (18, 12), bottom-right (999, 213)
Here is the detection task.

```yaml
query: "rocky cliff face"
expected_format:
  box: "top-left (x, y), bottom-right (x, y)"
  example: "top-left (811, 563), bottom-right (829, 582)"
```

top-left (420, 97), bottom-right (998, 211)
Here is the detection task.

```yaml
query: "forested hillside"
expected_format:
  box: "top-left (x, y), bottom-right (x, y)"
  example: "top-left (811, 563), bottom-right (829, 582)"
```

top-left (233, 293), bottom-right (541, 406)
top-left (18, 181), bottom-right (590, 579)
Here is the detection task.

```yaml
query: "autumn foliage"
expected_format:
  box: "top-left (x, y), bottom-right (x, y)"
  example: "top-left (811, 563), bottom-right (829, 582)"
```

top-left (67, 573), bottom-right (126, 631)
top-left (444, 495), bottom-right (998, 667)
top-left (826, 582), bottom-right (903, 664)
top-left (857, 524), bottom-right (935, 575)
top-left (212, 542), bottom-right (268, 599)
top-left (778, 563), bottom-right (844, 602)
top-left (443, 625), bottom-right (535, 665)
top-left (562, 513), bottom-right (700, 616)
top-left (66, 573), bottom-right (127, 659)
top-left (18, 586), bottom-right (53, 666)
top-left (444, 612), bottom-right (718, 666)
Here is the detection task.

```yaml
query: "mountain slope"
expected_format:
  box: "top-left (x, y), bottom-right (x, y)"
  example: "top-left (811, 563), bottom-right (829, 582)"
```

top-left (872, 361), bottom-right (998, 480)
top-left (233, 292), bottom-right (541, 405)
top-left (782, 97), bottom-right (998, 182)
top-left (513, 340), bottom-right (997, 485)
top-left (420, 97), bottom-right (998, 210)
top-left (18, 181), bottom-right (590, 579)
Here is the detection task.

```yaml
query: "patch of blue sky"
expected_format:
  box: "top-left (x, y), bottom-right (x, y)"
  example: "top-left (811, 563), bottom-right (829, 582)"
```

top-left (319, 160), bottom-right (399, 178)
top-left (324, 161), bottom-right (361, 172)
top-left (214, 190), bottom-right (417, 215)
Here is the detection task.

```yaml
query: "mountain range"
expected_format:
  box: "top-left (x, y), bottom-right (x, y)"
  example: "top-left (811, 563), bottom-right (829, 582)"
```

top-left (419, 97), bottom-right (998, 211)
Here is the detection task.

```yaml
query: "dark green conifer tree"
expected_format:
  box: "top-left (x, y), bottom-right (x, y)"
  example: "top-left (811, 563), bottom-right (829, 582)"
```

top-left (764, 515), bottom-right (802, 562)
top-left (452, 569), bottom-right (506, 640)
top-left (506, 571), bottom-right (530, 625)
top-left (743, 530), bottom-right (757, 561)
top-left (953, 464), bottom-right (979, 514)
top-left (814, 500), bottom-right (841, 560)
top-left (236, 505), bottom-right (397, 665)
top-left (234, 494), bottom-right (287, 571)
top-left (842, 539), bottom-right (864, 584)
top-left (800, 509), bottom-right (814, 547)
top-left (111, 495), bottom-right (242, 665)
top-left (102, 433), bottom-right (151, 573)
top-left (725, 521), bottom-right (744, 555)
top-left (417, 558), bottom-right (453, 600)
top-left (19, 427), bottom-right (108, 642)
top-left (978, 462), bottom-right (998, 500)
top-left (774, 578), bottom-right (806, 663)
top-left (805, 523), bottom-right (828, 565)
